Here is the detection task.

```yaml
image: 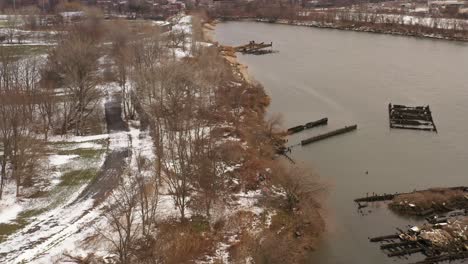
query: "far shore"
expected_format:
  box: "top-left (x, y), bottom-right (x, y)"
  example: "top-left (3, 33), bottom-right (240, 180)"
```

top-left (216, 17), bottom-right (468, 42)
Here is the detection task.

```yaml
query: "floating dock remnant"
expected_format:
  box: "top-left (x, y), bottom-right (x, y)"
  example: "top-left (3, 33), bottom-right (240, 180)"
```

top-left (300, 125), bottom-right (357, 146)
top-left (388, 103), bottom-right (437, 132)
top-left (287, 118), bottom-right (328, 135)
top-left (235, 41), bottom-right (274, 55)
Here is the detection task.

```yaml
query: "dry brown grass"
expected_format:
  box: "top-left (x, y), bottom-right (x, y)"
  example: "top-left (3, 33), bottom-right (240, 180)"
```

top-left (153, 220), bottom-right (216, 264)
top-left (390, 188), bottom-right (468, 213)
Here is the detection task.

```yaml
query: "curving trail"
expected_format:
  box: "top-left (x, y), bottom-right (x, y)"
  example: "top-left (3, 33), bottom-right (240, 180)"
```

top-left (0, 92), bottom-right (131, 264)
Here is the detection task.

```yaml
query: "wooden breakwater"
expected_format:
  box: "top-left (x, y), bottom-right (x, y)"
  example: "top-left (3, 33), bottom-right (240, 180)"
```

top-left (355, 186), bottom-right (468, 204)
top-left (369, 234), bottom-right (400, 242)
top-left (301, 125), bottom-right (357, 146)
top-left (354, 193), bottom-right (396, 203)
top-left (287, 117), bottom-right (328, 135)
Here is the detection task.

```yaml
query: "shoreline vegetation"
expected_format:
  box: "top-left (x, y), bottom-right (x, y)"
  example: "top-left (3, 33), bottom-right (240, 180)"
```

top-left (214, 17), bottom-right (468, 42)
top-left (202, 19), bottom-right (326, 262)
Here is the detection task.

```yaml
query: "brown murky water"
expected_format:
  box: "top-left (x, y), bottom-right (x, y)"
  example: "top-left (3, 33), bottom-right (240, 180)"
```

top-left (215, 22), bottom-right (468, 264)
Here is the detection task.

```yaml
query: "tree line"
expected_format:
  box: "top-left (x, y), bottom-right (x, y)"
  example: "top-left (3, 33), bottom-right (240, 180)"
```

top-left (0, 11), bottom-right (106, 199)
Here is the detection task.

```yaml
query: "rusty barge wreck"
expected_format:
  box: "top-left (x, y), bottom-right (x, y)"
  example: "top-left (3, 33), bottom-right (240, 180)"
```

top-left (388, 103), bottom-right (437, 132)
top-left (234, 41), bottom-right (274, 55)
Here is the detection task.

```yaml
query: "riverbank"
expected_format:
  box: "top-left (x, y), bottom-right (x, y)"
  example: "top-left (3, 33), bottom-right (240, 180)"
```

top-left (203, 21), bottom-right (325, 263)
top-left (203, 22), bottom-right (253, 84)
top-left (218, 17), bottom-right (468, 42)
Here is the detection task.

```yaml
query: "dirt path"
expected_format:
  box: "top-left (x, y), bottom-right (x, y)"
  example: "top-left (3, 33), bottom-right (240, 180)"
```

top-left (73, 93), bottom-right (130, 206)
top-left (0, 93), bottom-right (131, 263)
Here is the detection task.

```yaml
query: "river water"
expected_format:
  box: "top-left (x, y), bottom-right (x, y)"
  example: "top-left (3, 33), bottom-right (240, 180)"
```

top-left (215, 22), bottom-right (468, 264)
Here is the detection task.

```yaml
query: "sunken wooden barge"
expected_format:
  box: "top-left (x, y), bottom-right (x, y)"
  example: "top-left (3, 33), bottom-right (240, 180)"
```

top-left (235, 41), bottom-right (274, 55)
top-left (388, 103), bottom-right (437, 132)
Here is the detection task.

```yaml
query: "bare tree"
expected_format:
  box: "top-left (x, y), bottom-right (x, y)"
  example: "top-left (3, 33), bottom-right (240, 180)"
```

top-left (271, 165), bottom-right (325, 212)
top-left (0, 50), bottom-right (45, 197)
top-left (48, 24), bottom-right (102, 135)
top-left (109, 21), bottom-right (135, 119)
top-left (134, 153), bottom-right (159, 237)
top-left (100, 175), bottom-right (140, 264)
top-left (5, 13), bottom-right (20, 44)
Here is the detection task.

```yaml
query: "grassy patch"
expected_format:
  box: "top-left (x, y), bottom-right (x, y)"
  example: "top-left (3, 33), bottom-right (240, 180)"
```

top-left (0, 209), bottom-right (45, 243)
top-left (190, 215), bottom-right (210, 233)
top-left (50, 138), bottom-right (108, 147)
top-left (58, 169), bottom-right (98, 186)
top-left (0, 45), bottom-right (50, 57)
top-left (57, 148), bottom-right (105, 159)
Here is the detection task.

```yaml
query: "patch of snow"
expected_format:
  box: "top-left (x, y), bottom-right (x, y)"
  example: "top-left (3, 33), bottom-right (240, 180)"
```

top-left (109, 132), bottom-right (130, 150)
top-left (48, 154), bottom-right (79, 166)
top-left (0, 183), bottom-right (24, 225)
top-left (196, 41), bottom-right (213, 47)
top-left (265, 210), bottom-right (276, 228)
top-left (234, 190), bottom-right (264, 216)
top-left (173, 47), bottom-right (191, 59)
top-left (0, 203), bottom-right (23, 224)
top-left (49, 134), bottom-right (110, 143)
top-left (70, 142), bottom-right (103, 149)
top-left (156, 194), bottom-right (191, 220)
top-left (0, 189), bottom-right (97, 263)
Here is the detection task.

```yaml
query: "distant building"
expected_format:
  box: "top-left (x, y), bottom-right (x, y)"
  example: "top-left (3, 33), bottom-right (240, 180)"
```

top-left (59, 11), bottom-right (85, 23)
top-left (428, 0), bottom-right (466, 14)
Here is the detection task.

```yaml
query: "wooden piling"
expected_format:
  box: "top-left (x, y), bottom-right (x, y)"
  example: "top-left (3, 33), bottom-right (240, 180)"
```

top-left (388, 247), bottom-right (422, 257)
top-left (370, 234), bottom-right (400, 242)
top-left (300, 125), bottom-right (357, 146)
top-left (380, 241), bottom-right (418, 250)
top-left (287, 125), bottom-right (305, 134)
top-left (305, 118), bottom-right (328, 129)
top-left (288, 117), bottom-right (328, 135)
top-left (355, 194), bottom-right (395, 203)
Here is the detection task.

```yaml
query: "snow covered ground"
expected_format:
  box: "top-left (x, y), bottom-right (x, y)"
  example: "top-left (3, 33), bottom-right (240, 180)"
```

top-left (0, 13), bottom-right (274, 263)
top-left (0, 133), bottom-right (109, 262)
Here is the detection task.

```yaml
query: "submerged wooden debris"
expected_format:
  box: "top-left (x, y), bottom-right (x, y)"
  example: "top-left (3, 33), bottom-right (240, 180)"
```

top-left (363, 187), bottom-right (468, 264)
top-left (287, 117), bottom-right (328, 135)
top-left (301, 125), bottom-right (357, 146)
top-left (370, 213), bottom-right (468, 264)
top-left (354, 193), bottom-right (396, 203)
top-left (355, 187), bottom-right (468, 216)
top-left (234, 41), bottom-right (274, 55)
top-left (388, 103), bottom-right (437, 132)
